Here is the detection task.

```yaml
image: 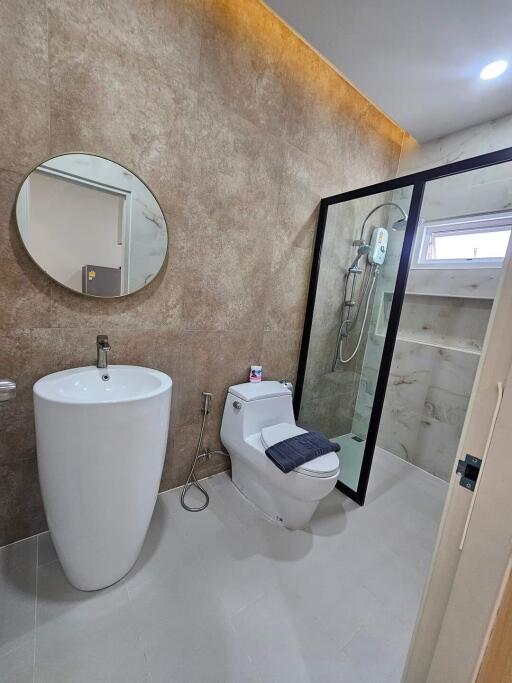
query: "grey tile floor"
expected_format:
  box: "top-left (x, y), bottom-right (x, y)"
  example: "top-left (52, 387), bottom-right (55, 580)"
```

top-left (0, 447), bottom-right (447, 682)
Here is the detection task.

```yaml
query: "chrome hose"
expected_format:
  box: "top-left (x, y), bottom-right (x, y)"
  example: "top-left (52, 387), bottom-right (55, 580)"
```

top-left (180, 392), bottom-right (227, 512)
top-left (333, 264), bottom-right (378, 366)
top-left (338, 269), bottom-right (378, 363)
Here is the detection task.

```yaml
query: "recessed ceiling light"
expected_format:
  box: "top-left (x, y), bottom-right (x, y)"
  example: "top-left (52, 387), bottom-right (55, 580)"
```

top-left (480, 60), bottom-right (508, 80)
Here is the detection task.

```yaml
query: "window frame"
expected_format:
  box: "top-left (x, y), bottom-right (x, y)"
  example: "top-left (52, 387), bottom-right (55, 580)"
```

top-left (411, 211), bottom-right (512, 270)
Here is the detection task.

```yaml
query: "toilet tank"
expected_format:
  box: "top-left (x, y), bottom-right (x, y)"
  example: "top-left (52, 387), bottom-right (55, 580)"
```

top-left (220, 381), bottom-right (295, 449)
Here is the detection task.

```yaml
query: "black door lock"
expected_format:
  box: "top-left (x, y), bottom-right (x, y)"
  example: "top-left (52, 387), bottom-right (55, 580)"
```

top-left (456, 454), bottom-right (482, 492)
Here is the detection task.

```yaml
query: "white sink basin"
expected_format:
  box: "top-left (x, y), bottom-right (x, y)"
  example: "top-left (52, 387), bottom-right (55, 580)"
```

top-left (34, 365), bottom-right (172, 591)
top-left (34, 365), bottom-right (170, 404)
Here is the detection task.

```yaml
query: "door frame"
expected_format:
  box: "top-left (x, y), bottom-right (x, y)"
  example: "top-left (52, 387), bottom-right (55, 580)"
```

top-left (293, 145), bottom-right (512, 505)
top-left (36, 164), bottom-right (133, 295)
top-left (403, 229), bottom-right (512, 682)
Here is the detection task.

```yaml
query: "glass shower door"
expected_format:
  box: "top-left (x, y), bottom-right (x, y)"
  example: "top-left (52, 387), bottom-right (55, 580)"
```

top-left (296, 185), bottom-right (417, 502)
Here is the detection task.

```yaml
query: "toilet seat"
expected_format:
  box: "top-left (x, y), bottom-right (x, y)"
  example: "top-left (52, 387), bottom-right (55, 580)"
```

top-left (260, 423), bottom-right (340, 478)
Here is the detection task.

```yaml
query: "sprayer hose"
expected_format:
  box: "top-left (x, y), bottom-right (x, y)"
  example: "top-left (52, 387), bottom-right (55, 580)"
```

top-left (180, 401), bottom-right (227, 512)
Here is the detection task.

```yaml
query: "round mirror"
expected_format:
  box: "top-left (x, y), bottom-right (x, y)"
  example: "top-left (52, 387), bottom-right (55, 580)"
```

top-left (15, 153), bottom-right (168, 297)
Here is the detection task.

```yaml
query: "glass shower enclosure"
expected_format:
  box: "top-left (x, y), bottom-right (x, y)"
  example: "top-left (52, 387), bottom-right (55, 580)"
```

top-left (293, 147), bottom-right (512, 504)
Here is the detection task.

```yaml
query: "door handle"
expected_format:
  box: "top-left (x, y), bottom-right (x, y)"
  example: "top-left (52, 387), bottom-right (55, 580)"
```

top-left (459, 381), bottom-right (504, 551)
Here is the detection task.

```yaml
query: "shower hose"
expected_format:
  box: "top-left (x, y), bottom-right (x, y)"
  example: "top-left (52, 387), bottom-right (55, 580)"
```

top-left (334, 264), bottom-right (378, 365)
top-left (180, 391), bottom-right (227, 512)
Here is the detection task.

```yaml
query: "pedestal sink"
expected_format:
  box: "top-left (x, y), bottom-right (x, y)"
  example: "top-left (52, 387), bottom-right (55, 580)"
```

top-left (33, 365), bottom-right (172, 591)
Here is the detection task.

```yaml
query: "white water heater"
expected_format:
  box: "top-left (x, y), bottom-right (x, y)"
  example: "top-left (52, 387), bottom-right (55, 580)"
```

top-left (369, 227), bottom-right (388, 265)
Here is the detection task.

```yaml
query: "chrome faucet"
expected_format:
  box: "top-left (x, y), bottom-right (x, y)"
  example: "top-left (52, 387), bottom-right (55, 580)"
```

top-left (96, 335), bottom-right (111, 369)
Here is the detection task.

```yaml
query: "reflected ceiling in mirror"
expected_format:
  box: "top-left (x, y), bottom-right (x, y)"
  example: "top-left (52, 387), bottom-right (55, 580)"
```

top-left (15, 153), bottom-right (168, 297)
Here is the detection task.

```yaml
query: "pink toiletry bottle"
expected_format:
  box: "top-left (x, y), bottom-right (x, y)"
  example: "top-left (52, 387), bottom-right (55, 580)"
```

top-left (249, 365), bottom-right (262, 383)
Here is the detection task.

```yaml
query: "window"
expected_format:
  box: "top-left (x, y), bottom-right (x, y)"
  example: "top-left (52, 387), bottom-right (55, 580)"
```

top-left (413, 212), bottom-right (512, 269)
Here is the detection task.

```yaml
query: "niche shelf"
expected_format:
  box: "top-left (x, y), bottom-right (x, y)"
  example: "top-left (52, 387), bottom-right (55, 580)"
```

top-left (375, 291), bottom-right (492, 355)
top-left (401, 290), bottom-right (495, 301)
top-left (392, 335), bottom-right (480, 356)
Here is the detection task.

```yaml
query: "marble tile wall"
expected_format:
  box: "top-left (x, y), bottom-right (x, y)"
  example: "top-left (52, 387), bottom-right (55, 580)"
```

top-left (377, 341), bottom-right (482, 481)
top-left (399, 113), bottom-right (512, 176)
top-left (0, 0), bottom-right (404, 545)
top-left (375, 115), bottom-right (512, 480)
top-left (375, 271), bottom-right (498, 481)
top-left (376, 293), bottom-right (492, 353)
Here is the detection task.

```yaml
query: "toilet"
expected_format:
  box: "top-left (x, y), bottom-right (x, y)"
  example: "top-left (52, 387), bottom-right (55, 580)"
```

top-left (220, 381), bottom-right (340, 529)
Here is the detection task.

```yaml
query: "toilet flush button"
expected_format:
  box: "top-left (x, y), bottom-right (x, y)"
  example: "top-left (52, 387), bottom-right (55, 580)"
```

top-left (233, 401), bottom-right (242, 410)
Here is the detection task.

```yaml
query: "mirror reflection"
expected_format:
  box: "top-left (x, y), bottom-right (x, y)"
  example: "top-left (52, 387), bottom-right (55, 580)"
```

top-left (16, 153), bottom-right (168, 297)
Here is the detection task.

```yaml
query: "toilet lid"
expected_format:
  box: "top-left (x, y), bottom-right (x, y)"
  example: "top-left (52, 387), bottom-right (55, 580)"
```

top-left (261, 423), bottom-right (340, 478)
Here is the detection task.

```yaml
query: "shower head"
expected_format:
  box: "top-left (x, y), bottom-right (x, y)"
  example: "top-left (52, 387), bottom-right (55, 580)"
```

top-left (391, 216), bottom-right (408, 231)
top-left (359, 202), bottom-right (408, 239)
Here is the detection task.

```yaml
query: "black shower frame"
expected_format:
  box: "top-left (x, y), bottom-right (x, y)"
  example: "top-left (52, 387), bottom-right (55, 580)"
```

top-left (293, 146), bottom-right (512, 505)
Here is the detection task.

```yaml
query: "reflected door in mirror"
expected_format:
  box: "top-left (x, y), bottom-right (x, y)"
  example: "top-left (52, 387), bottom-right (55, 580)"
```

top-left (15, 153), bottom-right (168, 298)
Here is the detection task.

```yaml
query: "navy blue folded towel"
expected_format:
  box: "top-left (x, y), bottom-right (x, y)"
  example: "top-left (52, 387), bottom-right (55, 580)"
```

top-left (265, 431), bottom-right (341, 474)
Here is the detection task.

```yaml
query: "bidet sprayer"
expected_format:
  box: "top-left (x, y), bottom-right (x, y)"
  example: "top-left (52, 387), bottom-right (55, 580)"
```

top-left (202, 392), bottom-right (212, 415)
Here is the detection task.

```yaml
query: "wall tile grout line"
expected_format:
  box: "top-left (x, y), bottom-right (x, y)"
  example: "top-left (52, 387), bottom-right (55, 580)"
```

top-left (122, 581), bottom-right (152, 681)
top-left (45, 0), bottom-right (51, 156)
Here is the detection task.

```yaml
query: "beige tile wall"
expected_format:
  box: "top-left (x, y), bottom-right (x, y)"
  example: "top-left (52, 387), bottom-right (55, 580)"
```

top-left (0, 0), bottom-right (404, 545)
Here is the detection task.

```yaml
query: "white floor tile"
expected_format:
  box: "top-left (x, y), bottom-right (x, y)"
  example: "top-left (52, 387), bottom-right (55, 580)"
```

top-left (336, 616), bottom-right (410, 683)
top-left (231, 584), bottom-right (348, 683)
top-left (0, 452), bottom-right (447, 682)
top-left (37, 532), bottom-right (57, 567)
top-left (35, 561), bottom-right (149, 683)
top-left (308, 487), bottom-right (360, 539)
top-left (290, 558), bottom-right (389, 649)
top-left (207, 473), bottom-right (271, 528)
top-left (0, 636), bottom-right (34, 683)
top-left (124, 494), bottom-right (199, 595)
top-left (188, 522), bottom-right (283, 618)
top-left (160, 476), bottom-right (246, 543)
top-left (0, 536), bottom-right (37, 660)
top-left (356, 544), bottom-right (427, 630)
top-left (137, 610), bottom-right (256, 683)
top-left (127, 541), bottom-right (254, 682)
